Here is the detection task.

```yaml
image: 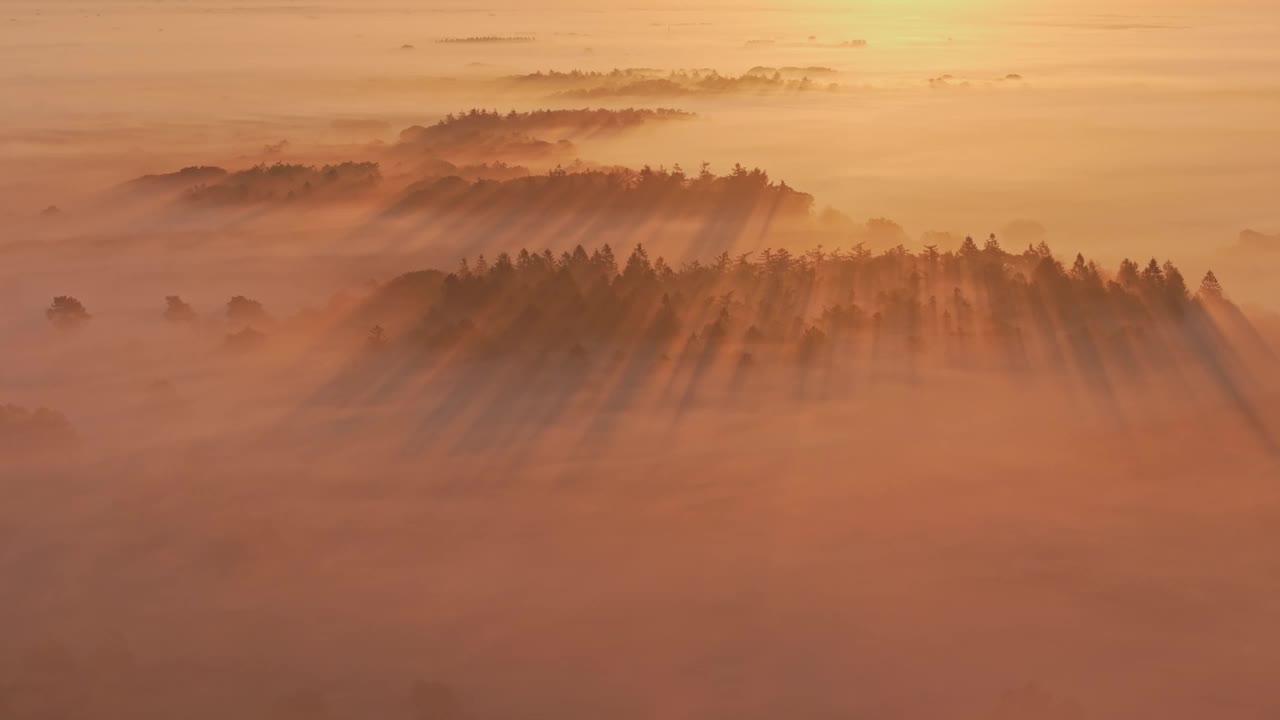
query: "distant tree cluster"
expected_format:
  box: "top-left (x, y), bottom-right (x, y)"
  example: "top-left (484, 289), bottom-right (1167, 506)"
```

top-left (391, 108), bottom-right (695, 165)
top-left (44, 293), bottom-right (280, 345)
top-left (436, 35), bottom-right (536, 44)
top-left (745, 38), bottom-right (866, 49)
top-left (387, 163), bottom-right (814, 220)
top-left (538, 69), bottom-right (839, 99)
top-left (46, 296), bottom-right (90, 330)
top-left (929, 75), bottom-right (971, 89)
top-left (746, 66), bottom-right (838, 76)
top-left (411, 158), bottom-right (531, 182)
top-left (362, 237), bottom-right (1241, 379)
top-left (398, 108), bottom-right (695, 146)
top-left (506, 68), bottom-right (665, 86)
top-left (164, 295), bottom-right (198, 324)
top-left (123, 166), bottom-right (228, 194)
top-left (123, 109), bottom-right (696, 206)
top-left (227, 295), bottom-right (270, 326)
top-left (505, 67), bottom-right (837, 90)
top-left (183, 162), bottom-right (381, 205)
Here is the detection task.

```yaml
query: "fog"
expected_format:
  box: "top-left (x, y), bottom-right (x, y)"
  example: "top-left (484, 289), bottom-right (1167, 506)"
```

top-left (3, 2), bottom-right (1280, 719)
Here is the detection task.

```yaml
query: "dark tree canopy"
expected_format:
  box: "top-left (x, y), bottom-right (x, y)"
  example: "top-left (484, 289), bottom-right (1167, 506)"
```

top-left (164, 296), bottom-right (198, 324)
top-left (350, 239), bottom-right (1234, 380)
top-left (46, 296), bottom-right (90, 330)
top-left (227, 296), bottom-right (269, 325)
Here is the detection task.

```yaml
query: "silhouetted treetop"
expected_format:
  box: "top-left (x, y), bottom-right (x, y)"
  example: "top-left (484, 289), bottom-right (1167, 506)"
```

top-left (505, 68), bottom-right (665, 86)
top-left (183, 162), bottom-right (381, 205)
top-left (1200, 270), bottom-right (1225, 300)
top-left (123, 166), bottom-right (229, 194)
top-left (505, 68), bottom-right (840, 97)
top-left (747, 66), bottom-right (838, 76)
top-left (227, 296), bottom-right (269, 325)
top-left (46, 296), bottom-right (90, 330)
top-left (163, 296), bottom-right (198, 324)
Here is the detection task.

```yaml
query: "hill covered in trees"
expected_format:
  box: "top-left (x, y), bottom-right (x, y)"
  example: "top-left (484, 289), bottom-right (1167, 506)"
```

top-left (114, 162), bottom-right (383, 207)
top-left (116, 109), bottom-right (698, 207)
top-left (342, 238), bottom-right (1268, 402)
top-left (385, 107), bottom-right (698, 169)
top-left (121, 166), bottom-right (229, 195)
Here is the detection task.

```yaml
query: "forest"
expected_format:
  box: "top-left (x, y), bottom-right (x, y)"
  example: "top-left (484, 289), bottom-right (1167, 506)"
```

top-left (181, 162), bottom-right (382, 206)
top-left (107, 108), bottom-right (703, 211)
top-left (395, 108), bottom-right (696, 147)
top-left (557, 71), bottom-right (838, 99)
top-left (345, 237), bottom-right (1257, 381)
top-left (37, 235), bottom-right (1258, 395)
top-left (31, 231), bottom-right (1273, 460)
top-left (503, 69), bottom-right (840, 97)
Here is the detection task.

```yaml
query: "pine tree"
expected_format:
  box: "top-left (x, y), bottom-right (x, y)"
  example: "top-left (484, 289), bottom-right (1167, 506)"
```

top-left (621, 243), bottom-right (654, 285)
top-left (46, 296), bottom-right (91, 330)
top-left (1162, 261), bottom-right (1189, 301)
top-left (1070, 253), bottom-right (1087, 277)
top-left (1117, 259), bottom-right (1141, 287)
top-left (595, 244), bottom-right (619, 277)
top-left (1199, 270), bottom-right (1225, 300)
top-left (1141, 258), bottom-right (1164, 287)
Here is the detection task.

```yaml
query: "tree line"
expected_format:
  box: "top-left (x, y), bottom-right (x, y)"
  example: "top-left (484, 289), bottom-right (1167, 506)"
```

top-left (550, 71), bottom-right (839, 99)
top-left (387, 163), bottom-right (814, 218)
top-left (182, 162), bottom-right (382, 205)
top-left (396, 108), bottom-right (696, 146)
top-left (342, 236), bottom-right (1246, 378)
